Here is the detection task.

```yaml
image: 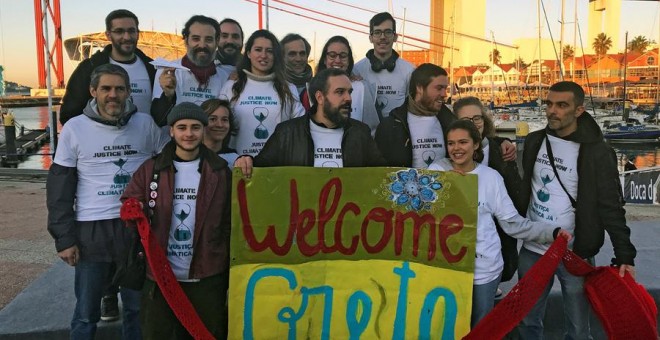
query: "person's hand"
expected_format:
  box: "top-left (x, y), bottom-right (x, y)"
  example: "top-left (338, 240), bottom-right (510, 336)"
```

top-left (556, 229), bottom-right (573, 242)
top-left (58, 245), bottom-right (79, 266)
top-left (228, 71), bottom-right (239, 81)
top-left (349, 74), bottom-right (363, 82)
top-left (158, 68), bottom-right (177, 98)
top-left (501, 140), bottom-right (517, 161)
top-left (450, 168), bottom-right (466, 176)
top-left (234, 156), bottom-right (254, 178)
top-left (618, 264), bottom-right (635, 279)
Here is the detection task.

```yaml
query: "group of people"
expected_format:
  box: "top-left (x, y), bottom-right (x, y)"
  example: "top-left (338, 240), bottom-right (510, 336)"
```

top-left (47, 8), bottom-right (637, 340)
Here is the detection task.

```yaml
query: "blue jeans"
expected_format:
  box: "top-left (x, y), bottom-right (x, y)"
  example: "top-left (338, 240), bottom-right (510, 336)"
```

top-left (471, 273), bottom-right (502, 328)
top-left (517, 247), bottom-right (593, 340)
top-left (70, 260), bottom-right (142, 340)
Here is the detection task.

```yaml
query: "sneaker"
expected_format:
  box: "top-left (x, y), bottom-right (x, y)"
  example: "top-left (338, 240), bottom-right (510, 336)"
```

top-left (495, 288), bottom-right (503, 299)
top-left (100, 295), bottom-right (120, 322)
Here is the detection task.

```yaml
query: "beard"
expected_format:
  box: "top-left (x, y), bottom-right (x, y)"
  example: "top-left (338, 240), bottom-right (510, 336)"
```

top-left (420, 92), bottom-right (442, 112)
top-left (111, 38), bottom-right (137, 58)
top-left (323, 100), bottom-right (351, 126)
top-left (188, 47), bottom-right (214, 66)
top-left (218, 43), bottom-right (241, 65)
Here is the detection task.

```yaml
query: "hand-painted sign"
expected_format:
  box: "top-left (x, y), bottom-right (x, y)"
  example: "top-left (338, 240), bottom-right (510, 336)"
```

top-left (230, 167), bottom-right (478, 339)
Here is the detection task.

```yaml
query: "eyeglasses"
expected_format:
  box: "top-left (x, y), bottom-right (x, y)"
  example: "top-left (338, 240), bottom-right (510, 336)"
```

top-left (326, 52), bottom-right (349, 60)
top-left (110, 28), bottom-right (138, 36)
top-left (460, 115), bottom-right (484, 123)
top-left (371, 29), bottom-right (395, 38)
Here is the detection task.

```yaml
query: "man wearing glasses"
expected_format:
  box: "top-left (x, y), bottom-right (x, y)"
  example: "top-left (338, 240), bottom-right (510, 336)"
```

top-left (60, 9), bottom-right (156, 125)
top-left (353, 12), bottom-right (414, 121)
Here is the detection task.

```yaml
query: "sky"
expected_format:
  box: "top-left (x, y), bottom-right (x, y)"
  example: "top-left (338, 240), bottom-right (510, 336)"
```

top-left (0, 0), bottom-right (659, 88)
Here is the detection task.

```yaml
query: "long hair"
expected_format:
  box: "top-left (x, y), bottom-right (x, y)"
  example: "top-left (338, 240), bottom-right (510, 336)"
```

top-left (453, 96), bottom-right (496, 138)
top-left (316, 36), bottom-right (355, 75)
top-left (446, 120), bottom-right (484, 163)
top-left (232, 30), bottom-right (294, 112)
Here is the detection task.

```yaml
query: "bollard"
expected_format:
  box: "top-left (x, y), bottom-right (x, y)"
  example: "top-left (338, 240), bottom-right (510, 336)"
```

top-left (515, 121), bottom-right (529, 175)
top-left (3, 111), bottom-right (18, 166)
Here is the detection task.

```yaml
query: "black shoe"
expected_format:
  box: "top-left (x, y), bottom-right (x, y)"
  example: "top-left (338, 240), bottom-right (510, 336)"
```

top-left (100, 295), bottom-right (120, 322)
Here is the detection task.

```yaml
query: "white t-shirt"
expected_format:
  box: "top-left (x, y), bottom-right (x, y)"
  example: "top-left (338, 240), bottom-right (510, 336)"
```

top-left (220, 78), bottom-right (305, 156)
top-left (429, 159), bottom-right (556, 284)
top-left (54, 112), bottom-right (169, 221)
top-left (167, 159), bottom-right (200, 281)
top-left (110, 57), bottom-right (152, 114)
top-left (482, 138), bottom-right (491, 166)
top-left (152, 58), bottom-right (230, 105)
top-left (353, 57), bottom-right (414, 118)
top-left (310, 122), bottom-right (344, 168)
top-left (407, 112), bottom-right (446, 168)
top-left (524, 134), bottom-right (579, 254)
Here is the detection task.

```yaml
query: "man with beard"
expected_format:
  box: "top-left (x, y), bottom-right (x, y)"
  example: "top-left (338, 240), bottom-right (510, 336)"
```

top-left (47, 64), bottom-right (168, 339)
top-left (60, 9), bottom-right (156, 125)
top-left (353, 12), bottom-right (414, 120)
top-left (122, 102), bottom-right (232, 339)
top-left (151, 15), bottom-right (230, 127)
top-left (215, 18), bottom-right (244, 73)
top-left (234, 68), bottom-right (384, 173)
top-left (281, 33), bottom-right (313, 110)
top-left (375, 63), bottom-right (516, 167)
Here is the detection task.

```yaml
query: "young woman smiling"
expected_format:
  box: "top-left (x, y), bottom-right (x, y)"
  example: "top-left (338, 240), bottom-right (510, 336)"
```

top-left (428, 120), bottom-right (571, 328)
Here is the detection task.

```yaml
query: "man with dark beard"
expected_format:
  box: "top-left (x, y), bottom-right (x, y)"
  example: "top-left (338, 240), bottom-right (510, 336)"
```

top-left (375, 63), bottom-right (517, 168)
top-left (151, 15), bottom-right (230, 127)
top-left (234, 68), bottom-right (384, 173)
top-left (215, 18), bottom-right (244, 73)
top-left (281, 33), bottom-right (313, 110)
top-left (122, 102), bottom-right (231, 339)
top-left (60, 9), bottom-right (156, 125)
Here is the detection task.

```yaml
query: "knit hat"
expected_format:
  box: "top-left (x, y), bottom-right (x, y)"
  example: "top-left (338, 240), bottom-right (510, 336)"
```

top-left (167, 102), bottom-right (208, 126)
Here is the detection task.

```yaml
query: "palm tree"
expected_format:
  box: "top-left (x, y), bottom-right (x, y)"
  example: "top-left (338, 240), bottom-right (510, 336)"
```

top-left (562, 45), bottom-right (575, 59)
top-left (514, 57), bottom-right (528, 70)
top-left (489, 48), bottom-right (501, 64)
top-left (593, 33), bottom-right (613, 58)
top-left (627, 35), bottom-right (650, 54)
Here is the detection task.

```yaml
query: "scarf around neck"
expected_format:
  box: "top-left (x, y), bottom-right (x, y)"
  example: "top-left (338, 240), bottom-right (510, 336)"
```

top-left (181, 55), bottom-right (217, 88)
top-left (407, 94), bottom-right (438, 117)
top-left (244, 69), bottom-right (276, 82)
top-left (285, 63), bottom-right (313, 86)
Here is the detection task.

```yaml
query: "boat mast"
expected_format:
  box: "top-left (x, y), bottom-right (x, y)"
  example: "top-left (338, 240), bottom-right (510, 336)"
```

top-left (623, 31), bottom-right (628, 121)
top-left (559, 0), bottom-right (565, 81)
top-left (490, 31), bottom-right (496, 105)
top-left (537, 0), bottom-right (543, 112)
top-left (573, 0), bottom-right (577, 82)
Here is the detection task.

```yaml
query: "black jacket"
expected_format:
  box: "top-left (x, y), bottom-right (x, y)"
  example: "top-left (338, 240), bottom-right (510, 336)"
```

top-left (254, 113), bottom-right (386, 167)
top-left (487, 136), bottom-right (523, 281)
top-left (59, 45), bottom-right (156, 125)
top-left (374, 99), bottom-right (456, 167)
top-left (520, 112), bottom-right (636, 265)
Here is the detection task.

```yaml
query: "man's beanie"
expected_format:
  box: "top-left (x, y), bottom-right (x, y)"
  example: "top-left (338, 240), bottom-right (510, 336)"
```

top-left (167, 102), bottom-right (208, 126)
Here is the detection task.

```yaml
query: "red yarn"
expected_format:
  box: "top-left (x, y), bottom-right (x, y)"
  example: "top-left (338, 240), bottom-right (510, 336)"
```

top-left (464, 237), bottom-right (657, 340)
top-left (121, 198), bottom-right (215, 340)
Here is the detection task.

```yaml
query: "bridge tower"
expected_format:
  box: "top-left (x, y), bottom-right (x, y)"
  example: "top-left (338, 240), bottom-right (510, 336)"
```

top-left (33, 0), bottom-right (64, 89)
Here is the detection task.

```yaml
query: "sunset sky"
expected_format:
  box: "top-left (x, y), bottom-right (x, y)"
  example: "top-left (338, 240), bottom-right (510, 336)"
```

top-left (0, 0), bottom-right (658, 88)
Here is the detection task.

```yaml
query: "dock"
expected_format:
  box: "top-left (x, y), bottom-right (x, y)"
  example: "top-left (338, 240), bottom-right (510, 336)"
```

top-left (0, 96), bottom-right (62, 108)
top-left (0, 129), bottom-right (50, 167)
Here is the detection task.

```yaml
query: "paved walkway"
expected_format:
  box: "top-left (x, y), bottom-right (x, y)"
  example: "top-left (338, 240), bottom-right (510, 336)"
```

top-left (0, 177), bottom-right (658, 339)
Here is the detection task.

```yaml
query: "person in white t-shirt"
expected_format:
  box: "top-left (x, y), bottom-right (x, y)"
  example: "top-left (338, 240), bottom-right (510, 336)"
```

top-left (151, 15), bottom-right (230, 126)
top-left (428, 120), bottom-right (571, 328)
top-left (353, 12), bottom-right (415, 119)
top-left (122, 102), bottom-right (232, 339)
top-left (220, 29), bottom-right (305, 157)
top-left (201, 98), bottom-right (238, 168)
top-left (316, 35), bottom-right (380, 136)
top-left (47, 64), bottom-right (168, 339)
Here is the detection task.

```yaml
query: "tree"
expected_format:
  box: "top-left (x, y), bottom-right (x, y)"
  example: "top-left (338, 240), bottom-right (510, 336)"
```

top-left (593, 32), bottom-right (613, 58)
top-left (514, 57), bottom-right (528, 69)
top-left (627, 35), bottom-right (650, 54)
top-left (562, 45), bottom-right (575, 59)
top-left (489, 48), bottom-right (501, 64)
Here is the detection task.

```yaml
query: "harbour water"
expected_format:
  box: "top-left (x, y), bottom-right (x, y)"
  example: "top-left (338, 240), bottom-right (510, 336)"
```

top-left (4, 105), bottom-right (660, 170)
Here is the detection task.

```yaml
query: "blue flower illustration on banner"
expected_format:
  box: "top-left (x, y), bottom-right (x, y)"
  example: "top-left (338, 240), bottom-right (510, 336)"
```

top-left (388, 169), bottom-right (443, 211)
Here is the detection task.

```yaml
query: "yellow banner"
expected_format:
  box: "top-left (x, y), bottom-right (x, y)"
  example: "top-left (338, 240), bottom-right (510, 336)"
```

top-left (230, 167), bottom-right (478, 339)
